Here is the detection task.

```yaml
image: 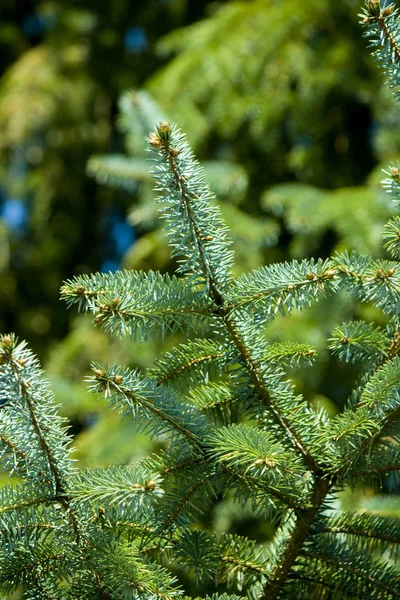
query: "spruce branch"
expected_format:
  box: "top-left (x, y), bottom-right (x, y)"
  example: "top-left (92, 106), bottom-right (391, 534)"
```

top-left (313, 511), bottom-right (400, 558)
top-left (160, 473), bottom-right (217, 530)
top-left (300, 542), bottom-right (400, 599)
top-left (319, 356), bottom-right (400, 475)
top-left (86, 536), bottom-right (183, 600)
top-left (148, 124), bottom-right (324, 474)
top-left (148, 122), bottom-right (234, 301)
top-left (205, 424), bottom-right (309, 507)
top-left (187, 382), bottom-right (254, 425)
top-left (383, 214), bottom-right (400, 258)
top-left (61, 270), bottom-right (215, 340)
top-left (329, 320), bottom-right (388, 364)
top-left (334, 252), bottom-right (400, 315)
top-left (6, 6), bottom-right (400, 593)
top-left (89, 363), bottom-right (206, 447)
top-left (0, 484), bottom-right (62, 516)
top-left (260, 476), bottom-right (331, 600)
top-left (70, 465), bottom-right (164, 508)
top-left (383, 165), bottom-right (400, 211)
top-left (227, 258), bottom-right (338, 323)
top-left (261, 342), bottom-right (317, 368)
top-left (173, 530), bottom-right (268, 590)
top-left (362, 1), bottom-right (400, 95)
top-left (350, 441), bottom-right (400, 483)
top-left (0, 335), bottom-right (81, 547)
top-left (150, 338), bottom-right (230, 388)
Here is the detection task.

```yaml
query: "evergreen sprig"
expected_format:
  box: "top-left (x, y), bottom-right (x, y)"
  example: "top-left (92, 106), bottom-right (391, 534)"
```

top-left (2, 2), bottom-right (400, 598)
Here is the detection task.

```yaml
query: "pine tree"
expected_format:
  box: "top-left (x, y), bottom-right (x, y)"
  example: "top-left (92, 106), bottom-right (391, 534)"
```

top-left (1, 1), bottom-right (400, 598)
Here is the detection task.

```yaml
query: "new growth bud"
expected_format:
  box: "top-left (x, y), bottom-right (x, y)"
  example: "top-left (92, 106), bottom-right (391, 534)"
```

top-left (148, 132), bottom-right (162, 148)
top-left (148, 122), bottom-right (172, 149)
top-left (93, 368), bottom-right (106, 379)
top-left (391, 166), bottom-right (400, 179)
top-left (1, 335), bottom-right (13, 350)
top-left (367, 0), bottom-right (381, 16)
top-left (157, 121), bottom-right (171, 140)
top-left (145, 480), bottom-right (157, 491)
top-left (382, 5), bottom-right (395, 18)
top-left (306, 272), bottom-right (317, 280)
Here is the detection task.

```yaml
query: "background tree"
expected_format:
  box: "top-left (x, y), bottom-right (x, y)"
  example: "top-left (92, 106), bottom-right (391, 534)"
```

top-left (0, 0), bottom-right (219, 355)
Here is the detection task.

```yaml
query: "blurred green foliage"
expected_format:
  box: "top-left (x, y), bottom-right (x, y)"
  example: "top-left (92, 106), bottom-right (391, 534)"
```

top-left (1, 0), bottom-right (400, 542)
top-left (0, 0), bottom-right (218, 354)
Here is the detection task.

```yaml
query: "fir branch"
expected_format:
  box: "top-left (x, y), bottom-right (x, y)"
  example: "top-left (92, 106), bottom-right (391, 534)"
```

top-left (89, 363), bottom-right (206, 447)
top-left (334, 251), bottom-right (400, 316)
top-left (301, 544), bottom-right (400, 599)
top-left (61, 270), bottom-right (215, 340)
top-left (314, 511), bottom-right (400, 556)
top-left (150, 338), bottom-right (230, 388)
top-left (260, 476), bottom-right (331, 600)
top-left (69, 465), bottom-right (164, 508)
top-left (226, 258), bottom-right (338, 322)
top-left (205, 424), bottom-right (308, 507)
top-left (148, 122), bottom-right (234, 300)
top-left (329, 320), bottom-right (388, 364)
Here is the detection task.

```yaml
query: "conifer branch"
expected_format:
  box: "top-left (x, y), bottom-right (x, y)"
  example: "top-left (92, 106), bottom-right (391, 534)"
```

top-left (149, 125), bottom-right (323, 473)
top-left (301, 549), bottom-right (400, 598)
top-left (223, 466), bottom-right (305, 511)
top-left (219, 555), bottom-right (266, 576)
top-left (222, 318), bottom-right (321, 473)
top-left (156, 352), bottom-right (226, 386)
top-left (148, 122), bottom-right (233, 300)
top-left (0, 495), bottom-right (59, 515)
top-left (287, 573), bottom-right (337, 595)
top-left (0, 435), bottom-right (29, 462)
top-left (350, 442), bottom-right (400, 479)
top-left (161, 457), bottom-right (204, 475)
top-left (226, 259), bottom-right (338, 320)
top-left (5, 7), bottom-right (400, 593)
top-left (151, 339), bottom-right (229, 387)
top-left (161, 476), bottom-right (210, 530)
top-left (90, 364), bottom-right (205, 448)
top-left (0, 336), bottom-right (82, 547)
top-left (261, 475), bottom-right (331, 600)
top-left (317, 523), bottom-right (400, 546)
top-left (61, 270), bottom-right (215, 340)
